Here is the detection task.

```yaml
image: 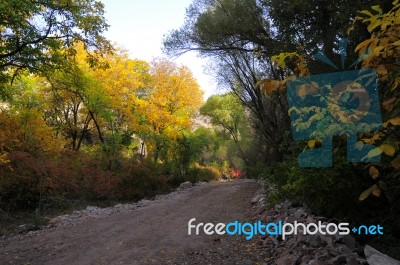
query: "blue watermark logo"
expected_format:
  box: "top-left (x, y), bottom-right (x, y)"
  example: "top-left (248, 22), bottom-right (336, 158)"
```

top-left (188, 218), bottom-right (383, 240)
top-left (286, 39), bottom-right (383, 167)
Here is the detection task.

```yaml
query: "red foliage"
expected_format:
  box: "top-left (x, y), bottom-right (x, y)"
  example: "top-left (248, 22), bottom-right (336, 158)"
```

top-left (227, 168), bottom-right (243, 179)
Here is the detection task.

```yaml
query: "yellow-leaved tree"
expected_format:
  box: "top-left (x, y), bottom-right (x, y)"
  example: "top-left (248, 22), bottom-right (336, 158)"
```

top-left (91, 49), bottom-right (150, 134)
top-left (351, 1), bottom-right (400, 200)
top-left (136, 59), bottom-right (204, 161)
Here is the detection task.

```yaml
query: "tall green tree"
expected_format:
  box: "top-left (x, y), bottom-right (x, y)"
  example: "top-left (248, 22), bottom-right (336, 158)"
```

top-left (163, 0), bottom-right (273, 56)
top-left (200, 93), bottom-right (265, 165)
top-left (201, 93), bottom-right (244, 147)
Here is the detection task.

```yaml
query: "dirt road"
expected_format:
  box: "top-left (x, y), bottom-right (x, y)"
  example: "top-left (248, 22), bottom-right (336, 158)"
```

top-left (0, 180), bottom-right (262, 265)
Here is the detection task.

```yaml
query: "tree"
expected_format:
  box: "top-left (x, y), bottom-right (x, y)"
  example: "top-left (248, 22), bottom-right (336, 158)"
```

top-left (0, 112), bottom-right (20, 166)
top-left (201, 93), bottom-right (244, 146)
top-left (43, 71), bottom-right (100, 151)
top-left (261, 0), bottom-right (393, 73)
top-left (163, 0), bottom-right (395, 163)
top-left (136, 59), bottom-right (204, 162)
top-left (44, 47), bottom-right (112, 150)
top-left (91, 49), bottom-right (150, 145)
top-left (0, 0), bottom-right (112, 93)
top-left (23, 44), bottom-right (151, 151)
top-left (200, 92), bottom-right (254, 167)
top-left (163, 0), bottom-right (292, 162)
top-left (163, 0), bottom-right (272, 56)
top-left (7, 44), bottom-right (112, 151)
top-left (214, 51), bottom-right (290, 161)
top-left (5, 73), bottom-right (69, 152)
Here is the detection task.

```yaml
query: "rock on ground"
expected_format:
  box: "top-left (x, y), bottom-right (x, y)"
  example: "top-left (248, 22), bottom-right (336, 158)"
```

top-left (179, 181), bottom-right (193, 190)
top-left (251, 185), bottom-right (399, 265)
top-left (364, 245), bottom-right (400, 265)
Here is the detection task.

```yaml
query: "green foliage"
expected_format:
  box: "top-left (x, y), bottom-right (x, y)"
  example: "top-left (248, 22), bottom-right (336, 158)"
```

top-left (0, 211), bottom-right (49, 236)
top-left (263, 148), bottom-right (400, 258)
top-left (0, 0), bottom-right (112, 98)
top-left (200, 93), bottom-right (245, 141)
top-left (166, 127), bottom-right (220, 180)
top-left (335, 1), bottom-right (400, 206)
top-left (262, 0), bottom-right (393, 71)
top-left (163, 0), bottom-right (269, 56)
top-left (194, 0), bottom-right (268, 48)
top-left (117, 159), bottom-right (170, 201)
top-left (0, 0), bottom-right (243, 238)
top-left (163, 0), bottom-right (400, 256)
top-left (0, 53), bottom-right (209, 219)
top-left (259, 1), bottom-right (400, 256)
top-left (263, 134), bottom-right (389, 217)
top-left (200, 93), bottom-right (255, 167)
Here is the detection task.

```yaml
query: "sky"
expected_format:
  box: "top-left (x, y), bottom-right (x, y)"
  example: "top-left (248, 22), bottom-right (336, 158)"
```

top-left (101, 0), bottom-right (218, 99)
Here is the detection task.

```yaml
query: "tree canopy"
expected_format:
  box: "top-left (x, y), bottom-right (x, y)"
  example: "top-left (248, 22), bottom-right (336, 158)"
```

top-left (0, 0), bottom-right (112, 93)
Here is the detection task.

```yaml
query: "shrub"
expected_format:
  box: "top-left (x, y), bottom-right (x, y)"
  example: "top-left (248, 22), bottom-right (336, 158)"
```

top-left (116, 159), bottom-right (171, 201)
top-left (187, 165), bottom-right (220, 183)
top-left (0, 151), bottom-right (42, 211)
top-left (263, 151), bottom-right (381, 218)
top-left (227, 168), bottom-right (243, 179)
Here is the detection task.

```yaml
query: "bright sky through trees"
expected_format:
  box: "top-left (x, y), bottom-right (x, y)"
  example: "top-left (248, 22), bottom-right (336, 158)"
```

top-left (101, 0), bottom-right (218, 99)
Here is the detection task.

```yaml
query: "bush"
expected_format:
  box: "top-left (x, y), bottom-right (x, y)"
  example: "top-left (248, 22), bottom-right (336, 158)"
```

top-left (227, 168), bottom-right (243, 179)
top-left (187, 165), bottom-right (220, 183)
top-left (0, 149), bottom-right (176, 213)
top-left (264, 152), bottom-right (389, 217)
top-left (0, 151), bottom-right (42, 211)
top-left (116, 159), bottom-right (171, 201)
top-left (264, 139), bottom-right (400, 259)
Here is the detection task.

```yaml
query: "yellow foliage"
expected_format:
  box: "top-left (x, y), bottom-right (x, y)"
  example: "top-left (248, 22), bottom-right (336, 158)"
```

top-left (354, 1), bottom-right (400, 177)
top-left (380, 143), bottom-right (396, 156)
top-left (262, 53), bottom-right (310, 97)
top-left (271, 52), bottom-right (298, 68)
top-left (91, 50), bottom-right (150, 129)
top-left (359, 184), bottom-right (381, 201)
top-left (15, 109), bottom-right (63, 154)
top-left (354, 2), bottom-right (400, 69)
top-left (391, 156), bottom-right (400, 169)
top-left (359, 186), bottom-right (372, 201)
top-left (308, 139), bottom-right (316, 149)
top-left (138, 59), bottom-right (204, 136)
top-left (271, 52), bottom-right (309, 76)
top-left (371, 184), bottom-right (381, 197)
top-left (0, 109), bottom-right (62, 161)
top-left (0, 112), bottom-right (19, 166)
top-left (384, 117), bottom-right (400, 127)
top-left (256, 79), bottom-right (284, 95)
top-left (369, 166), bottom-right (379, 179)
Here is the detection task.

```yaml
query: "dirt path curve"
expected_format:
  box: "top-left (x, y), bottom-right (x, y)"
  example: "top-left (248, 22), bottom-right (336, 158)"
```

top-left (0, 180), bottom-right (262, 265)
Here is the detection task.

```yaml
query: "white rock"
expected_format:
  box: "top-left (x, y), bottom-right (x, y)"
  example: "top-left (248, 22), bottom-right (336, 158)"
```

top-left (86, 206), bottom-right (99, 211)
top-left (251, 194), bottom-right (262, 204)
top-left (364, 245), bottom-right (400, 265)
top-left (293, 208), bottom-right (307, 219)
top-left (179, 181), bottom-right (193, 189)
